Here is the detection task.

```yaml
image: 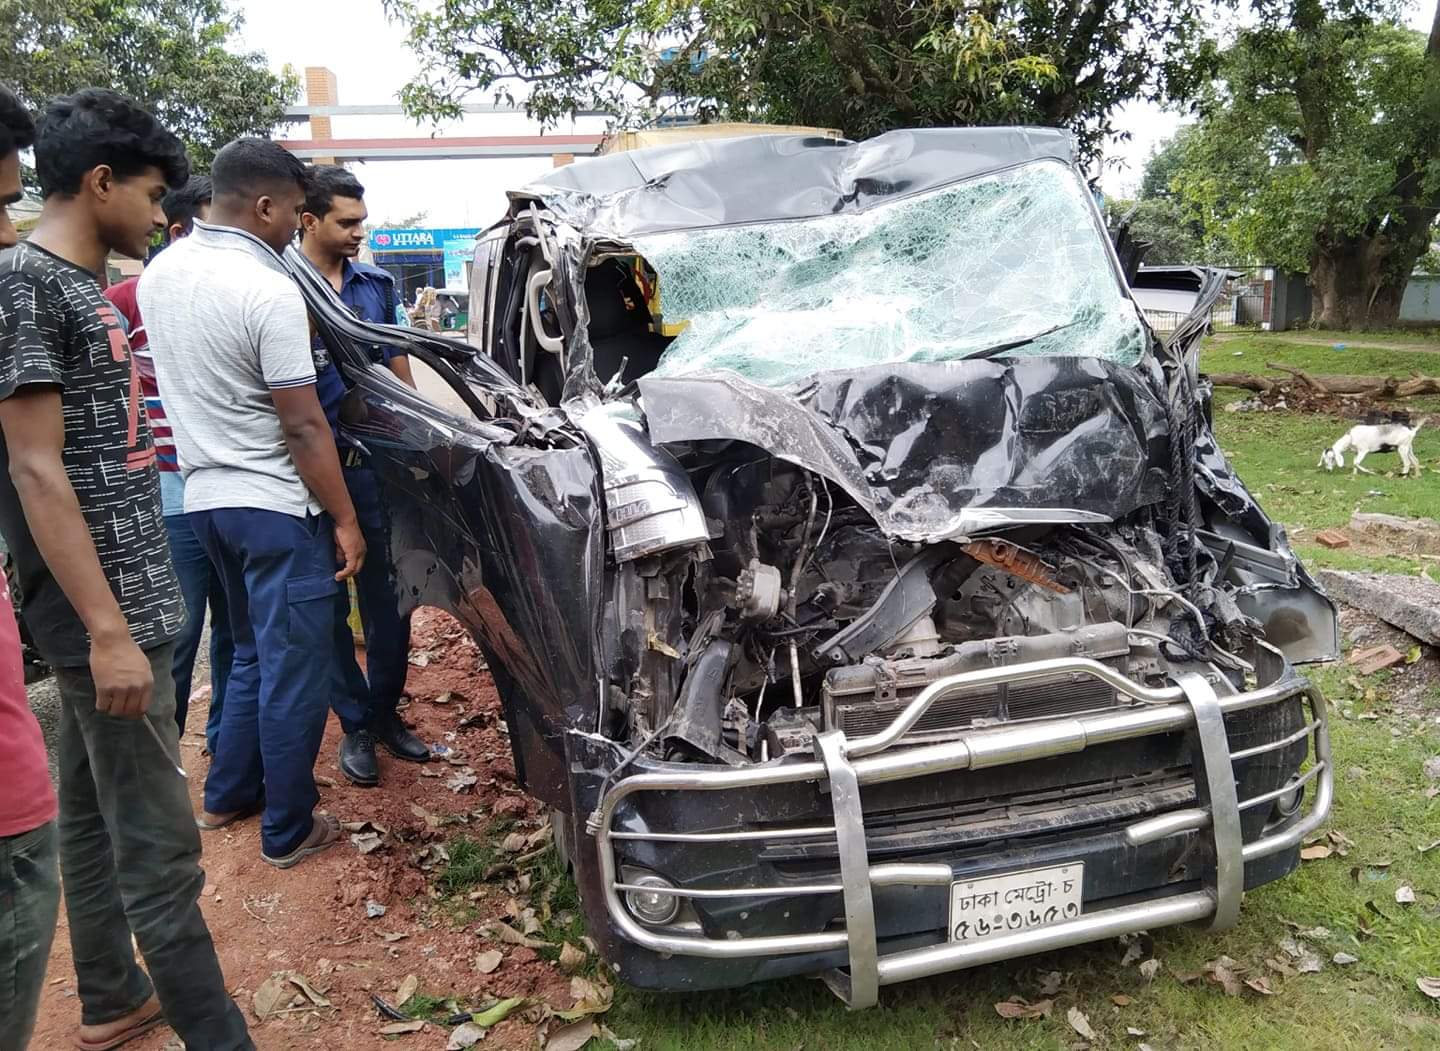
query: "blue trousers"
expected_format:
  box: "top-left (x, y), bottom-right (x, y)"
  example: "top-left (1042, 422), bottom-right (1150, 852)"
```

top-left (192, 508), bottom-right (339, 859)
top-left (330, 465), bottom-right (412, 734)
top-left (164, 513), bottom-right (233, 750)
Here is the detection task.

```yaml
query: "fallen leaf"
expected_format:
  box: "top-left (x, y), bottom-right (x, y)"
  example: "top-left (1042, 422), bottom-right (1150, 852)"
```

top-left (1296, 952), bottom-right (1324, 974)
top-left (432, 690), bottom-right (454, 704)
top-left (557, 975), bottom-right (614, 1019)
top-left (597, 1024), bottom-right (638, 1051)
top-left (1266, 956), bottom-right (1297, 976)
top-left (408, 651), bottom-right (432, 668)
top-left (252, 975), bottom-right (290, 1020)
top-left (1066, 1006), bottom-right (1097, 1042)
top-left (483, 920), bottom-right (552, 950)
top-left (1110, 994), bottom-right (1133, 1006)
top-left (1127, 1027), bottom-right (1147, 1038)
top-left (1395, 885), bottom-right (1417, 904)
top-left (445, 768), bottom-right (479, 793)
top-left (1037, 970), bottom-right (1063, 996)
top-left (286, 973), bottom-right (331, 1008)
top-left (382, 932), bottom-right (409, 943)
top-left (1418, 976), bottom-right (1440, 1000)
top-left (351, 832), bottom-right (384, 854)
top-left (366, 900), bottom-right (387, 919)
top-left (410, 803), bottom-right (442, 828)
top-left (1204, 956), bottom-right (1244, 996)
top-left (1300, 844), bottom-right (1333, 861)
top-left (471, 996), bottom-right (525, 1027)
top-left (1245, 976), bottom-right (1278, 996)
top-left (501, 832), bottom-right (528, 853)
top-left (1407, 645), bottom-right (1423, 664)
top-left (1333, 952), bottom-right (1359, 966)
top-left (1120, 941), bottom-right (1145, 966)
top-left (1327, 830), bottom-right (1356, 856)
top-left (1138, 959), bottom-right (1161, 981)
top-left (380, 1020), bottom-right (426, 1035)
top-left (559, 942), bottom-right (587, 974)
top-left (474, 950), bottom-right (503, 974)
top-left (1419, 839), bottom-right (1440, 854)
top-left (446, 1022), bottom-right (486, 1050)
top-left (545, 1018), bottom-right (596, 1051)
top-left (396, 974), bottom-right (419, 1007)
top-left (993, 998), bottom-right (1052, 1020)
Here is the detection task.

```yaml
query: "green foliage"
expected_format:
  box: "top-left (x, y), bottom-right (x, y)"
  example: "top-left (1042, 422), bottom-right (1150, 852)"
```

top-left (437, 835), bottom-right (498, 895)
top-left (1162, 3), bottom-right (1440, 326)
top-left (0, 0), bottom-right (298, 166)
top-left (384, 0), bottom-right (1219, 168)
top-left (1107, 194), bottom-right (1209, 265)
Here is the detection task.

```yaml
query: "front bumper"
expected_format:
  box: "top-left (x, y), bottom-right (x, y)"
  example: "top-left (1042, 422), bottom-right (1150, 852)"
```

top-left (576, 648), bottom-right (1330, 1006)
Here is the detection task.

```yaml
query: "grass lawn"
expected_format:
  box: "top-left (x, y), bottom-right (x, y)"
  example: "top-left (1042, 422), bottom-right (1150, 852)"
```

top-left (1201, 333), bottom-right (1440, 575)
top-left (436, 332), bottom-right (1440, 1048)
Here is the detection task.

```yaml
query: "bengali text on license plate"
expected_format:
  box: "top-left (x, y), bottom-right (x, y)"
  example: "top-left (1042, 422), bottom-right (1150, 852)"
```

top-left (949, 863), bottom-right (1083, 943)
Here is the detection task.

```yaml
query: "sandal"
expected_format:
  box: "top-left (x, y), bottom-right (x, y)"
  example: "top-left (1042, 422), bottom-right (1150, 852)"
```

top-left (75, 1004), bottom-right (165, 1051)
top-left (195, 800), bottom-right (261, 831)
top-left (261, 814), bottom-right (341, 869)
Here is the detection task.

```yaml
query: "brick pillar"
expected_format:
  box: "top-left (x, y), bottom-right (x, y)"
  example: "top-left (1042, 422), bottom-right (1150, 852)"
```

top-left (304, 66), bottom-right (339, 165)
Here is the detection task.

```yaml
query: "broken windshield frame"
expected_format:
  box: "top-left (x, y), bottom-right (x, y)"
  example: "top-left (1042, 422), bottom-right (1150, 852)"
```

top-left (632, 159), bottom-right (1147, 389)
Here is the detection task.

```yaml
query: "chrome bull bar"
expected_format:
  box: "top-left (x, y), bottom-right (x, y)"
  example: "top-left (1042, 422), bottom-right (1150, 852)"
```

top-left (590, 656), bottom-right (1331, 1007)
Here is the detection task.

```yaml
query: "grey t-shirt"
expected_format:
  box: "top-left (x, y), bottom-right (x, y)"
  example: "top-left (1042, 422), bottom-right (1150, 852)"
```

top-left (138, 222), bottom-right (320, 518)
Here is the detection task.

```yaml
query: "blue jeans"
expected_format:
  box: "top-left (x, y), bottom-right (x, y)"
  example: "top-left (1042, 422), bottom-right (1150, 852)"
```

top-left (164, 513), bottom-right (233, 749)
top-left (330, 465), bottom-right (412, 734)
top-left (0, 821), bottom-right (59, 1051)
top-left (192, 508), bottom-right (339, 859)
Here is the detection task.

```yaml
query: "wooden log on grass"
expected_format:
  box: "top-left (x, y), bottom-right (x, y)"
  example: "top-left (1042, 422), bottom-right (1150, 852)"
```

top-left (1206, 362), bottom-right (1440, 399)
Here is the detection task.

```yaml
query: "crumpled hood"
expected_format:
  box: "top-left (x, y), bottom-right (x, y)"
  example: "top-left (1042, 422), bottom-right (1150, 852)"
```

top-left (639, 357), bottom-right (1170, 542)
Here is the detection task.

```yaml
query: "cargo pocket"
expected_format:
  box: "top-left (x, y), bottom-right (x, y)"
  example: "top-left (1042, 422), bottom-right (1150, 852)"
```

top-left (285, 573), bottom-right (340, 648)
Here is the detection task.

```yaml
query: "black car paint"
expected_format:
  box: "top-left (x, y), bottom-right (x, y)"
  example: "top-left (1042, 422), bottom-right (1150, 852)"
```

top-left (284, 128), bottom-right (1336, 993)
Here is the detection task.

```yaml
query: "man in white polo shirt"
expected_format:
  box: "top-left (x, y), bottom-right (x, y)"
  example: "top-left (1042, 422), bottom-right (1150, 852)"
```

top-left (139, 138), bottom-right (365, 870)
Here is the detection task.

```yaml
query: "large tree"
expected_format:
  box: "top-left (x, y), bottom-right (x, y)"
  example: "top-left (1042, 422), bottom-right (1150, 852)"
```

top-left (384, 0), bottom-right (1218, 169)
top-left (1, 0), bottom-right (298, 166)
top-left (1171, 1), bottom-right (1440, 329)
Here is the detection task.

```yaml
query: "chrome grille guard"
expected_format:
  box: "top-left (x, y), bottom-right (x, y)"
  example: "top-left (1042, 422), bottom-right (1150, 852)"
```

top-left (589, 654), bottom-right (1331, 1007)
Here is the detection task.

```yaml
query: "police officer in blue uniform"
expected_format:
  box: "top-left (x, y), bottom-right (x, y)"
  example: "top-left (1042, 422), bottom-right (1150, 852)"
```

top-left (299, 166), bottom-right (429, 785)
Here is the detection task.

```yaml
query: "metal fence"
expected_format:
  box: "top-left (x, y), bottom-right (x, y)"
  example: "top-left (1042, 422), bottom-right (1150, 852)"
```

top-left (1139, 265), bottom-right (1273, 338)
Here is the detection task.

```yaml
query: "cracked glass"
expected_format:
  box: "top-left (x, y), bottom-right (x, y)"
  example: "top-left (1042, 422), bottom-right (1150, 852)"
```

top-left (636, 160), bottom-right (1145, 388)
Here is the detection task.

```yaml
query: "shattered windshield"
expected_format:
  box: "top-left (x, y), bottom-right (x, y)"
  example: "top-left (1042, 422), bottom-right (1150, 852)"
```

top-left (635, 159), bottom-right (1146, 388)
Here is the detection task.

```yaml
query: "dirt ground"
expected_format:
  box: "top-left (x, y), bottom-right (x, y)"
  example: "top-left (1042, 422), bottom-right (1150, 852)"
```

top-left (28, 609), bottom-right (583, 1051)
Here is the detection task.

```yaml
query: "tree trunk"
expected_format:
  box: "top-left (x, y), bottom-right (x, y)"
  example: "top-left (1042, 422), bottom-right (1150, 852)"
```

top-left (1307, 238), bottom-right (1408, 330)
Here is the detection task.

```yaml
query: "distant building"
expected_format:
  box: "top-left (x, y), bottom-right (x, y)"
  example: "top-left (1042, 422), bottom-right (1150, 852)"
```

top-left (368, 226), bottom-right (483, 302)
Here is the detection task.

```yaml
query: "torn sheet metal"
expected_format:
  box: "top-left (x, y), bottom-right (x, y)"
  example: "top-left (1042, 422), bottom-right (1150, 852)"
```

top-left (640, 357), bottom-right (1168, 542)
top-left (516, 127), bottom-right (1077, 238)
top-left (637, 161), bottom-right (1145, 386)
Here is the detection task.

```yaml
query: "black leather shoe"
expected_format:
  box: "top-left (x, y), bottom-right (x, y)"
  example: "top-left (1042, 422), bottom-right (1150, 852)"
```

top-left (339, 729), bottom-right (379, 786)
top-left (375, 715), bottom-right (431, 763)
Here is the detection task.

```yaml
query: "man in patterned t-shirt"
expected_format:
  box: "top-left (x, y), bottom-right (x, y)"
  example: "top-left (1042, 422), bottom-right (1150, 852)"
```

top-left (0, 89), bottom-right (251, 1050)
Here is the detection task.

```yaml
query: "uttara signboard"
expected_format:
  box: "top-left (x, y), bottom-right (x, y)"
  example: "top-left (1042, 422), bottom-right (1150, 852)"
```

top-left (369, 227), bottom-right (481, 253)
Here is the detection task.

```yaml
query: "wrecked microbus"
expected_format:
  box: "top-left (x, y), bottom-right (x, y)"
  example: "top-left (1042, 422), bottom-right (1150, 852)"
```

top-left (290, 128), bottom-right (1337, 1006)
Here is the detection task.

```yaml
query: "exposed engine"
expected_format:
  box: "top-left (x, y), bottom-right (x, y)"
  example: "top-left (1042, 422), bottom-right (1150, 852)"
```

top-left (602, 451), bottom-right (1247, 767)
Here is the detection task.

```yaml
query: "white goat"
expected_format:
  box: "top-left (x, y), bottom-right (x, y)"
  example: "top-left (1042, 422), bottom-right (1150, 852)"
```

top-left (1319, 417), bottom-right (1427, 476)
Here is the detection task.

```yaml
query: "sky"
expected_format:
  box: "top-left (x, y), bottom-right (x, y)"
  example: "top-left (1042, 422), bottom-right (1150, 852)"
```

top-left (233, 0), bottom-right (1432, 227)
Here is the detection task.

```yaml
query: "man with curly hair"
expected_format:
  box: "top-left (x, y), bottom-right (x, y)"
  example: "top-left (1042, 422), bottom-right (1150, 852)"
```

top-left (0, 88), bottom-right (251, 1050)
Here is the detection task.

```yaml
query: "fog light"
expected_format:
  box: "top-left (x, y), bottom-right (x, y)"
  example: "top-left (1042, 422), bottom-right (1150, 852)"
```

top-left (624, 874), bottom-right (680, 926)
top-left (1274, 775), bottom-right (1305, 818)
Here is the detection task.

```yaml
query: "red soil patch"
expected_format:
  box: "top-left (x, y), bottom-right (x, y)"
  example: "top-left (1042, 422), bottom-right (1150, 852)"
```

top-left (29, 610), bottom-right (584, 1051)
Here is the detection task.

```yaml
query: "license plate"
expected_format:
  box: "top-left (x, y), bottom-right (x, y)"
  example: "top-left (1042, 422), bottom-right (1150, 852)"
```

top-left (949, 863), bottom-right (1083, 943)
